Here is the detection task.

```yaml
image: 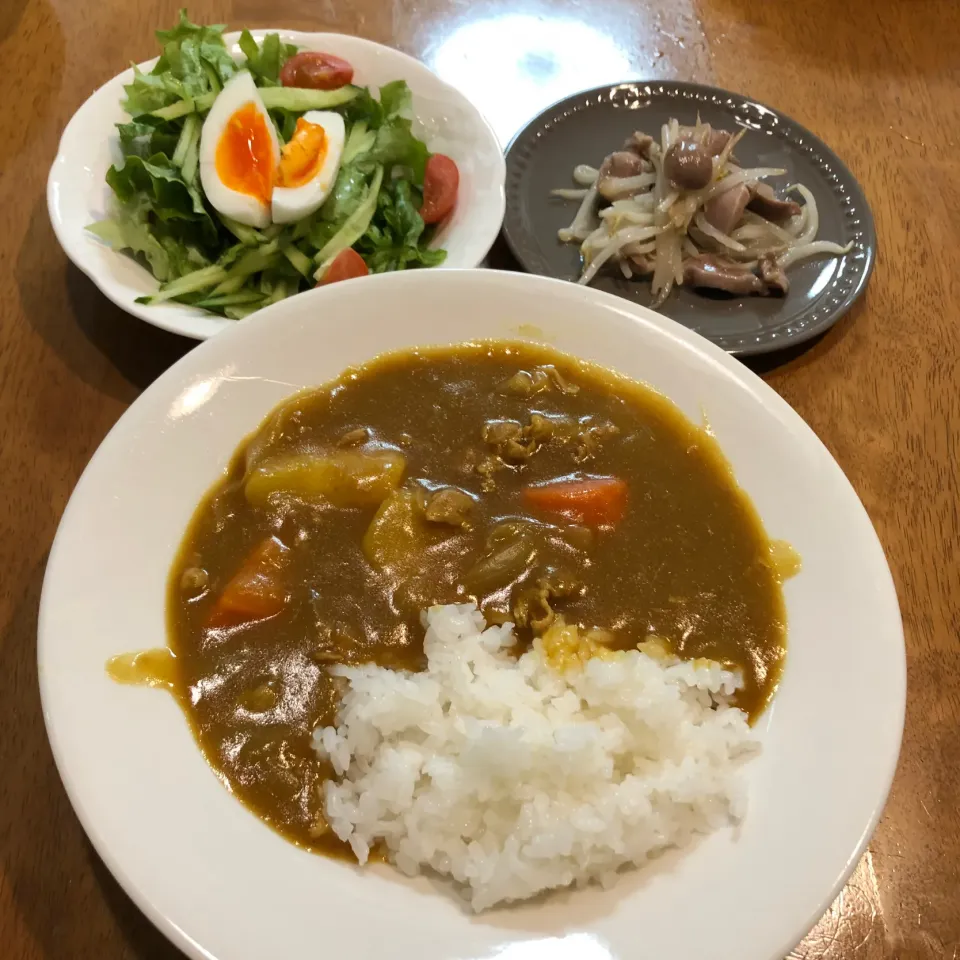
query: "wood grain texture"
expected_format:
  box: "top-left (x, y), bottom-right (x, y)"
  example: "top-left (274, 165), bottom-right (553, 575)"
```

top-left (0, 0), bottom-right (956, 957)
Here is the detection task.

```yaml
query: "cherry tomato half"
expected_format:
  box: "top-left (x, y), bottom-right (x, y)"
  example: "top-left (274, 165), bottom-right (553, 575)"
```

top-left (280, 52), bottom-right (354, 90)
top-left (318, 249), bottom-right (369, 285)
top-left (420, 154), bottom-right (459, 224)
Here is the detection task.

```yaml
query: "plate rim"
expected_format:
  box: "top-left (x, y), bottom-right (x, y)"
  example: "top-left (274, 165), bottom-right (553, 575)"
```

top-left (37, 269), bottom-right (904, 960)
top-left (46, 29), bottom-right (507, 341)
top-left (501, 79), bottom-right (877, 356)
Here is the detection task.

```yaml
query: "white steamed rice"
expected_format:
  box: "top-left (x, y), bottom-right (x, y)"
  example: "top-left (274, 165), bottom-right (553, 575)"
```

top-left (313, 603), bottom-right (758, 911)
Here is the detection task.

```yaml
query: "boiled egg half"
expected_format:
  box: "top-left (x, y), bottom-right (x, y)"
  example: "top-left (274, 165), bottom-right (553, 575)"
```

top-left (199, 71), bottom-right (346, 228)
top-left (272, 111), bottom-right (345, 224)
top-left (199, 71), bottom-right (280, 229)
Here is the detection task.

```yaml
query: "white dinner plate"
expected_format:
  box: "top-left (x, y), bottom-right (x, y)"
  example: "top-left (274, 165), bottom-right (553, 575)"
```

top-left (46, 32), bottom-right (506, 340)
top-left (39, 270), bottom-right (905, 960)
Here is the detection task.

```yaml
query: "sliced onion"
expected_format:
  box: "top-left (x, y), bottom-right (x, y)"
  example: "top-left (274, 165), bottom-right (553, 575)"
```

top-left (599, 207), bottom-right (655, 226)
top-left (739, 209), bottom-right (795, 244)
top-left (731, 223), bottom-right (774, 242)
top-left (693, 212), bottom-right (747, 252)
top-left (783, 209), bottom-right (806, 238)
top-left (597, 172), bottom-right (656, 198)
top-left (650, 141), bottom-right (667, 209)
top-left (614, 194), bottom-right (656, 213)
top-left (657, 188), bottom-right (680, 215)
top-left (669, 229), bottom-right (684, 284)
top-left (551, 188), bottom-right (590, 200)
top-left (669, 193), bottom-right (699, 231)
top-left (579, 225), bottom-right (664, 285)
top-left (714, 127), bottom-right (747, 174)
top-left (580, 223), bottom-right (613, 257)
top-left (786, 184), bottom-right (819, 245)
top-left (573, 164), bottom-right (599, 185)
top-left (778, 239), bottom-right (853, 269)
top-left (622, 240), bottom-right (656, 256)
top-left (557, 182), bottom-right (599, 243)
top-left (650, 227), bottom-right (680, 304)
top-left (740, 243), bottom-right (789, 259)
top-left (704, 167), bottom-right (787, 205)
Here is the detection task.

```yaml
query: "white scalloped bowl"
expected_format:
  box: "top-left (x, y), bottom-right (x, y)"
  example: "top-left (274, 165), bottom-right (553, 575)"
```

top-left (47, 31), bottom-right (506, 340)
top-left (39, 270), bottom-right (904, 960)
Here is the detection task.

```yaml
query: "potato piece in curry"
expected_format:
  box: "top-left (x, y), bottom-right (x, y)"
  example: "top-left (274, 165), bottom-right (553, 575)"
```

top-left (114, 342), bottom-right (793, 857)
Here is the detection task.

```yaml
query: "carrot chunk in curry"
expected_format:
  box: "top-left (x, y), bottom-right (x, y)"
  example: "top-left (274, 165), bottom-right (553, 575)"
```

top-left (208, 535), bottom-right (290, 627)
top-left (522, 476), bottom-right (628, 528)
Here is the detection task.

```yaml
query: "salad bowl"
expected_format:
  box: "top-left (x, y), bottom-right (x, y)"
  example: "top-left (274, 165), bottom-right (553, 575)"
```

top-left (48, 28), bottom-right (506, 340)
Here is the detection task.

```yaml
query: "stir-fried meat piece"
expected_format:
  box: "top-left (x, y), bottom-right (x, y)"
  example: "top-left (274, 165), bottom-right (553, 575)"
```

top-left (747, 182), bottom-right (802, 222)
top-left (757, 254), bottom-right (790, 295)
top-left (664, 137), bottom-right (713, 191)
top-left (683, 254), bottom-right (789, 296)
top-left (309, 619), bottom-right (369, 665)
top-left (622, 132), bottom-right (655, 160)
top-left (475, 454), bottom-right (505, 492)
top-left (482, 419), bottom-right (529, 462)
top-left (498, 365), bottom-right (579, 397)
top-left (180, 566), bottom-right (209, 596)
top-left (527, 413), bottom-right (561, 442)
top-left (482, 413), bottom-right (573, 464)
top-left (337, 427), bottom-right (371, 447)
top-left (629, 251), bottom-right (656, 275)
top-left (683, 255), bottom-right (764, 295)
top-left (423, 487), bottom-right (475, 527)
top-left (574, 420), bottom-right (620, 463)
top-left (703, 182), bottom-right (751, 235)
top-left (705, 127), bottom-right (733, 158)
top-left (597, 149), bottom-right (648, 200)
top-left (512, 567), bottom-right (584, 632)
top-left (482, 419), bottom-right (523, 446)
top-left (238, 679), bottom-right (280, 713)
top-left (599, 151), bottom-right (647, 180)
top-left (543, 365), bottom-right (579, 394)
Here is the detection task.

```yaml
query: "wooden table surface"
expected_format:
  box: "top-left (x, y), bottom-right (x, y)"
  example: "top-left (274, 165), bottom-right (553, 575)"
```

top-left (2, 0), bottom-right (958, 956)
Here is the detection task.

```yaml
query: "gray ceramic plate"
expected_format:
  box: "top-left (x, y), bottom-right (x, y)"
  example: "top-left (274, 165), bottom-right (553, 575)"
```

top-left (503, 82), bottom-right (876, 356)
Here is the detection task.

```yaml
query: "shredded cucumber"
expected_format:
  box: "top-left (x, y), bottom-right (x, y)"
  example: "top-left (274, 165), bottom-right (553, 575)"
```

top-left (141, 264), bottom-right (228, 303)
top-left (150, 85), bottom-right (358, 123)
top-left (210, 241), bottom-right (282, 295)
top-left (224, 303), bottom-right (263, 320)
top-left (171, 113), bottom-right (200, 169)
top-left (282, 244), bottom-right (314, 277)
top-left (314, 166), bottom-right (384, 272)
top-left (218, 214), bottom-right (265, 246)
top-left (259, 85), bottom-right (359, 112)
top-left (181, 133), bottom-right (200, 183)
top-left (263, 278), bottom-right (290, 305)
top-left (195, 291), bottom-right (265, 308)
top-left (342, 120), bottom-right (376, 164)
top-left (201, 61), bottom-right (222, 94)
top-left (150, 91), bottom-right (217, 121)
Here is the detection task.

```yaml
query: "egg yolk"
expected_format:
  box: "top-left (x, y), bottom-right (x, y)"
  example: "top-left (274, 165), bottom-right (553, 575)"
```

top-left (275, 118), bottom-right (328, 189)
top-left (214, 102), bottom-right (275, 205)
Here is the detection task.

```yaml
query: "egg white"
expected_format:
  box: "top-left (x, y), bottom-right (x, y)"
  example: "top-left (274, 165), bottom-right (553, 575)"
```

top-left (271, 111), bottom-right (346, 225)
top-left (199, 71), bottom-right (281, 229)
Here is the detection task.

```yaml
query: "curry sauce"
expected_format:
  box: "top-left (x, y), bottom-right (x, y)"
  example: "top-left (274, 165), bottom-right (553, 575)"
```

top-left (119, 342), bottom-right (791, 856)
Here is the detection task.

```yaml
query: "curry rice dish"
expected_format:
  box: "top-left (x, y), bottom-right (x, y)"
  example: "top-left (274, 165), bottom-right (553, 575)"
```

top-left (109, 340), bottom-right (795, 907)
